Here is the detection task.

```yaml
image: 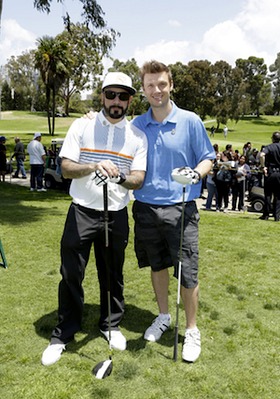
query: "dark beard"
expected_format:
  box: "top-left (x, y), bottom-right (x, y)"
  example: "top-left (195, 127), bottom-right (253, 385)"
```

top-left (103, 104), bottom-right (128, 119)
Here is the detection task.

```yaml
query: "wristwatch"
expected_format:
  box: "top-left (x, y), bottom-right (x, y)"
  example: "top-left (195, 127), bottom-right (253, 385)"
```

top-left (117, 172), bottom-right (126, 185)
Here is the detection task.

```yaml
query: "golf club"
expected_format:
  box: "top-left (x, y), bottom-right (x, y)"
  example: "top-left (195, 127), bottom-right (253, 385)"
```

top-left (92, 183), bottom-right (113, 379)
top-left (173, 185), bottom-right (186, 361)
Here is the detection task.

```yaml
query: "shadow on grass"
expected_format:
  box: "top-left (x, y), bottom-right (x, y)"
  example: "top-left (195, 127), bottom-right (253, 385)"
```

top-left (33, 302), bottom-right (177, 354)
top-left (1, 182), bottom-right (70, 225)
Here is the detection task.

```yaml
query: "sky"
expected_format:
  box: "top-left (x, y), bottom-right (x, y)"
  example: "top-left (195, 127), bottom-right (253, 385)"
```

top-left (1, 0), bottom-right (280, 71)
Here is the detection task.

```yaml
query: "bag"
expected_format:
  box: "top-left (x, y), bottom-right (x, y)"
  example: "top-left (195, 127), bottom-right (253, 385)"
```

top-left (216, 169), bottom-right (232, 182)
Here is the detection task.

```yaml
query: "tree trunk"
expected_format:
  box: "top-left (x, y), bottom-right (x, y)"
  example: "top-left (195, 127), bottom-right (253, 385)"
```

top-left (51, 89), bottom-right (56, 136)
top-left (46, 87), bottom-right (51, 135)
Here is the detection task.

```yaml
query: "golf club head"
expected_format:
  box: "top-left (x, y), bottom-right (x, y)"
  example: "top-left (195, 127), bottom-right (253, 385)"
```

top-left (92, 359), bottom-right (113, 379)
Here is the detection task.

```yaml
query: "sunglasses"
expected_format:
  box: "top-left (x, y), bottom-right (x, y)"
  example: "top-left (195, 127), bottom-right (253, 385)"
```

top-left (104, 90), bottom-right (131, 101)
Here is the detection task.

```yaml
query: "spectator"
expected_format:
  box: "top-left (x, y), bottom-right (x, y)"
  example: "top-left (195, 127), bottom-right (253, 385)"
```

top-left (231, 155), bottom-right (250, 211)
top-left (259, 131), bottom-right (280, 221)
top-left (248, 148), bottom-right (259, 167)
top-left (27, 133), bottom-right (46, 192)
top-left (223, 125), bottom-right (228, 138)
top-left (213, 143), bottom-right (219, 154)
top-left (11, 137), bottom-right (27, 179)
top-left (243, 142), bottom-right (252, 163)
top-left (224, 144), bottom-right (234, 160)
top-left (205, 152), bottom-right (219, 211)
top-left (0, 136), bottom-right (7, 182)
top-left (233, 149), bottom-right (241, 161)
top-left (214, 151), bottom-right (233, 212)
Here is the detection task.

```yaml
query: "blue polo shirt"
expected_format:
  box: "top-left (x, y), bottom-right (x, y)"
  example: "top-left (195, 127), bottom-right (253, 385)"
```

top-left (132, 102), bottom-right (215, 205)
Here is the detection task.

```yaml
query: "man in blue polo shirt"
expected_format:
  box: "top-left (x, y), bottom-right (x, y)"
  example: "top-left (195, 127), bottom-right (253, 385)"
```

top-left (132, 60), bottom-right (215, 363)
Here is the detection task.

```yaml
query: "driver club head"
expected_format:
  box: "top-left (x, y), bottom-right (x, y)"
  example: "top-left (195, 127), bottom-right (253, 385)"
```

top-left (92, 359), bottom-right (113, 379)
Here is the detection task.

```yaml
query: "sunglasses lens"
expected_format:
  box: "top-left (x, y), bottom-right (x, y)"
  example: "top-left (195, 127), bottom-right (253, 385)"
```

top-left (104, 91), bottom-right (130, 101)
top-left (119, 93), bottom-right (130, 101)
top-left (105, 91), bottom-right (116, 100)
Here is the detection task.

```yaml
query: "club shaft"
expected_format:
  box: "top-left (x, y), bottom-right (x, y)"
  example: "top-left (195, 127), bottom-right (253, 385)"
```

top-left (173, 186), bottom-right (186, 361)
top-left (103, 184), bottom-right (112, 347)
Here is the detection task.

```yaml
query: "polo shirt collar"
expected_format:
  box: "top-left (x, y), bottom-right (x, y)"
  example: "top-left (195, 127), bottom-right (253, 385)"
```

top-left (98, 110), bottom-right (127, 129)
top-left (145, 101), bottom-right (178, 126)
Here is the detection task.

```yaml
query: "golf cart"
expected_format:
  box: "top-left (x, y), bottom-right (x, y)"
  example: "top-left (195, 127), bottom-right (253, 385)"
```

top-left (248, 186), bottom-right (265, 213)
top-left (44, 138), bottom-right (70, 190)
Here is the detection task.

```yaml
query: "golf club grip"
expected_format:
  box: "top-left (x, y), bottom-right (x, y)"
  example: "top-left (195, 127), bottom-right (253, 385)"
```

top-left (103, 184), bottom-right (109, 247)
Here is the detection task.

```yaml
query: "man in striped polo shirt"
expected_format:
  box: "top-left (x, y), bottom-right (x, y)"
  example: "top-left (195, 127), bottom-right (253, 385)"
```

top-left (41, 72), bottom-right (147, 366)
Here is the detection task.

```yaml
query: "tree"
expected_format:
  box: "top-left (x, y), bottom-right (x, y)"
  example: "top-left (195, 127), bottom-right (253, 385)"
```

top-left (235, 56), bottom-right (268, 116)
top-left (34, 0), bottom-right (109, 31)
top-left (269, 52), bottom-right (280, 115)
top-left (35, 36), bottom-right (69, 135)
top-left (33, 1), bottom-right (119, 117)
top-left (171, 60), bottom-right (215, 119)
top-left (57, 22), bottom-right (118, 116)
top-left (6, 51), bottom-right (45, 111)
top-left (1, 81), bottom-right (13, 111)
top-left (211, 61), bottom-right (244, 127)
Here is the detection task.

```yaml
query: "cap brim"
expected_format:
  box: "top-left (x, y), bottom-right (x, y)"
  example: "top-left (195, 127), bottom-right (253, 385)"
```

top-left (103, 84), bottom-right (136, 95)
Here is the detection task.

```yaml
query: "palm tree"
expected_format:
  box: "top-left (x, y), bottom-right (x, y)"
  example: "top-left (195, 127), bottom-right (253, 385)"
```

top-left (34, 36), bottom-right (69, 135)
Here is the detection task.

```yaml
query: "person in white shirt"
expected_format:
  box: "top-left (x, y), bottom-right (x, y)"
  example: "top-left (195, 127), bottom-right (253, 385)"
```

top-left (41, 72), bottom-right (147, 366)
top-left (27, 132), bottom-right (46, 191)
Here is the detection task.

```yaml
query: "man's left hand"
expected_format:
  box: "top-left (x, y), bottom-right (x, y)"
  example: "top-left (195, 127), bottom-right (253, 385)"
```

top-left (171, 167), bottom-right (201, 185)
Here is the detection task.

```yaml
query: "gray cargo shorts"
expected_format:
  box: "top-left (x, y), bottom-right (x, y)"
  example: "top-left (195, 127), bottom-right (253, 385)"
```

top-left (132, 200), bottom-right (200, 289)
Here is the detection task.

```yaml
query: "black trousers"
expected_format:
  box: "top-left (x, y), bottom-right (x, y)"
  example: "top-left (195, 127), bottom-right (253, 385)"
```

top-left (51, 202), bottom-right (129, 344)
top-left (263, 172), bottom-right (280, 220)
top-left (232, 180), bottom-right (246, 210)
top-left (30, 164), bottom-right (44, 189)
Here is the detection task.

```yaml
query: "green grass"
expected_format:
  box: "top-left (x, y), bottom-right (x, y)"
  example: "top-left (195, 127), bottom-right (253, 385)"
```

top-left (1, 184), bottom-right (279, 399)
top-left (0, 112), bottom-right (280, 398)
top-left (205, 115), bottom-right (280, 152)
top-left (2, 111), bottom-right (280, 158)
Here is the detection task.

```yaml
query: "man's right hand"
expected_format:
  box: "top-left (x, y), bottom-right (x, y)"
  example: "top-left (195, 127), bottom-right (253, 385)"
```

top-left (83, 110), bottom-right (97, 120)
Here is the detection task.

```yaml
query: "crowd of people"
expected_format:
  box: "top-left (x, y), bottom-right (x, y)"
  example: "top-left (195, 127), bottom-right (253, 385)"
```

top-left (202, 137), bottom-right (280, 221)
top-left (203, 141), bottom-right (263, 213)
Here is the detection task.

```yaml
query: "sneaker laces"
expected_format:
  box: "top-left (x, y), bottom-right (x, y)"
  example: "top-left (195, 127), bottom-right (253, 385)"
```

top-left (184, 329), bottom-right (200, 348)
top-left (150, 315), bottom-right (170, 332)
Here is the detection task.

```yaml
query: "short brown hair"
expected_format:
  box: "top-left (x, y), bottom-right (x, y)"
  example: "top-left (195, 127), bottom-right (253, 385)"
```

top-left (272, 131), bottom-right (280, 143)
top-left (140, 60), bottom-right (172, 86)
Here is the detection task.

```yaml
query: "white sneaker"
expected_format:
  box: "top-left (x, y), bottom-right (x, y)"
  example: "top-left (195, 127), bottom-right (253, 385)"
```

top-left (182, 327), bottom-right (201, 362)
top-left (144, 314), bottom-right (171, 342)
top-left (37, 188), bottom-right (47, 192)
top-left (41, 343), bottom-right (65, 366)
top-left (100, 329), bottom-right (127, 351)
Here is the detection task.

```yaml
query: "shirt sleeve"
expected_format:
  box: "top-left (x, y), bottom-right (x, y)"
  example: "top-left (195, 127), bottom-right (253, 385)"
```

top-left (130, 128), bottom-right (148, 172)
top-left (59, 119), bottom-right (84, 162)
